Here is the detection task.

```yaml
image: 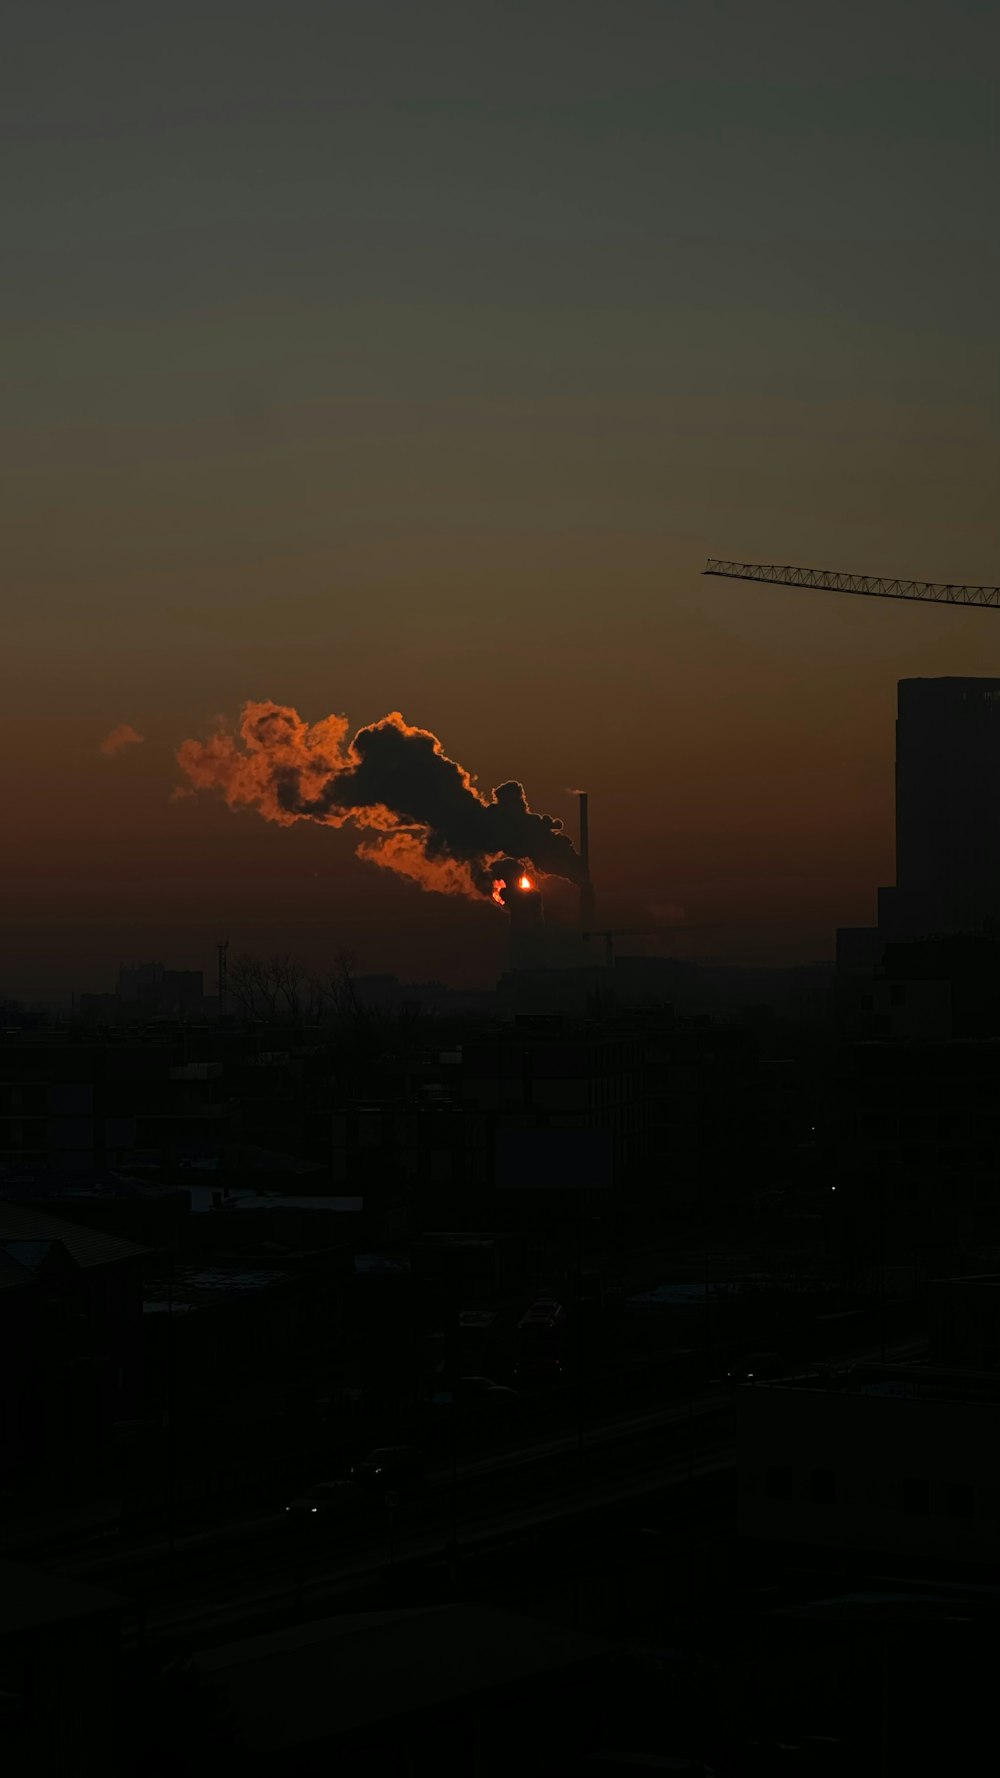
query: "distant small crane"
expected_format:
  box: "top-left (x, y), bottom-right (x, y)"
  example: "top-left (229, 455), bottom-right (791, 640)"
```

top-left (704, 557), bottom-right (1000, 612)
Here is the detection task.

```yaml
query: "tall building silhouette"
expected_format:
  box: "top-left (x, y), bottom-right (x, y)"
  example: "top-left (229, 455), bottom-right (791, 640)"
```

top-left (891, 679), bottom-right (1000, 937)
top-left (838, 677), bottom-right (1000, 989)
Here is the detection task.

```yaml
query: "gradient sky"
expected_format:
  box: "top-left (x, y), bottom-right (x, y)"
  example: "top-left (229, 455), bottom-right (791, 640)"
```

top-left (3, 0), bottom-right (998, 997)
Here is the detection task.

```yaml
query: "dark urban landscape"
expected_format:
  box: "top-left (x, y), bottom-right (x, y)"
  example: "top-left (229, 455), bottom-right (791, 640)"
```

top-left (4, 2), bottom-right (999, 1773)
top-left (7, 672), bottom-right (1000, 1772)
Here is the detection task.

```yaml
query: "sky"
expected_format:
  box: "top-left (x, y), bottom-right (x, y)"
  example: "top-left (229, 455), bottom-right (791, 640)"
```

top-left (2, 0), bottom-right (998, 998)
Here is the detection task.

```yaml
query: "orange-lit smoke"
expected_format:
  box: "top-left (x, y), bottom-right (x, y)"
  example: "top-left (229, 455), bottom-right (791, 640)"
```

top-left (356, 831), bottom-right (484, 898)
top-left (176, 705), bottom-right (351, 824)
top-left (100, 723), bottom-right (144, 757)
top-left (176, 700), bottom-right (582, 902)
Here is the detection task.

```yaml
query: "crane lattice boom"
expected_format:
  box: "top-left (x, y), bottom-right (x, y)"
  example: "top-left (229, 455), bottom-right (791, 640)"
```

top-left (704, 558), bottom-right (1000, 611)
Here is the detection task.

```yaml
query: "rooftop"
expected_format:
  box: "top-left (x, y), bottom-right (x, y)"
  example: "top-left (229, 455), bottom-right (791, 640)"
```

top-left (354, 1251), bottom-right (411, 1275)
top-left (934, 1272), bottom-right (1000, 1289)
top-left (748, 1361), bottom-right (1000, 1407)
top-left (0, 1559), bottom-right (126, 1636)
top-left (142, 1265), bottom-right (292, 1313)
top-left (187, 1186), bottom-right (362, 1216)
top-left (0, 1166), bottom-right (182, 1202)
top-left (773, 1584), bottom-right (1000, 1625)
top-left (194, 1603), bottom-right (614, 1749)
top-left (0, 1201), bottom-right (148, 1269)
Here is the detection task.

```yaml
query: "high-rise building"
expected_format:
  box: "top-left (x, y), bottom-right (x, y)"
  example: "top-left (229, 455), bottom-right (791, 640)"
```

top-left (893, 678), bottom-right (1000, 937)
top-left (837, 679), bottom-right (1000, 1019)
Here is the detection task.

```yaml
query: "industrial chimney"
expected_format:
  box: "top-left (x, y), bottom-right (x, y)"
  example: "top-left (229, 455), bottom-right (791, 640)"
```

top-left (502, 867), bottom-right (545, 970)
top-left (578, 792), bottom-right (596, 929)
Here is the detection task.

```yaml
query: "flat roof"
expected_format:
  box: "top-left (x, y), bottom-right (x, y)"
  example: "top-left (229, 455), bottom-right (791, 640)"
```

top-left (0, 1559), bottom-right (126, 1635)
top-left (774, 1588), bottom-right (1000, 1624)
top-left (0, 1201), bottom-right (147, 1268)
top-left (188, 1187), bottom-right (362, 1215)
top-left (748, 1361), bottom-right (1000, 1406)
top-left (143, 1265), bottom-right (292, 1311)
top-left (934, 1273), bottom-right (1000, 1287)
top-left (194, 1603), bottom-right (614, 1749)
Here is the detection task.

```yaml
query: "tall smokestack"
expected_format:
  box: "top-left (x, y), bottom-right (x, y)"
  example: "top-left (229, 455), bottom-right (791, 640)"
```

top-left (579, 792), bottom-right (596, 929)
top-left (499, 864), bottom-right (545, 970)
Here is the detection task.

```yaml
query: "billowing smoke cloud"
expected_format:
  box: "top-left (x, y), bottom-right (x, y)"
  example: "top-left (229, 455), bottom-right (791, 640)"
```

top-left (100, 723), bottom-right (144, 756)
top-left (177, 702), bottom-right (581, 900)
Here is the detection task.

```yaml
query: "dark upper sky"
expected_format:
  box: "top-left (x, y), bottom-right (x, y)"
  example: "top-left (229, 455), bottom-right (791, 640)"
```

top-left (3, 0), bottom-right (998, 996)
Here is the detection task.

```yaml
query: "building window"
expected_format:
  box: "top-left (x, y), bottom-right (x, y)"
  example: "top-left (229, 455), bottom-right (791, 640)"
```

top-left (946, 1482), bottom-right (975, 1520)
top-left (808, 1468), bottom-right (836, 1505)
top-left (899, 1477), bottom-right (929, 1515)
top-left (767, 1465), bottom-right (793, 1500)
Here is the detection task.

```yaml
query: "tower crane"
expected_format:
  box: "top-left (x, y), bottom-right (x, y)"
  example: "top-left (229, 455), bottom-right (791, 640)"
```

top-left (704, 558), bottom-right (1000, 612)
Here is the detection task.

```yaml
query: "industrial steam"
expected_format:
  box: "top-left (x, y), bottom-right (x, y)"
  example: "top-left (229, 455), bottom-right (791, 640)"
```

top-left (177, 701), bottom-right (585, 905)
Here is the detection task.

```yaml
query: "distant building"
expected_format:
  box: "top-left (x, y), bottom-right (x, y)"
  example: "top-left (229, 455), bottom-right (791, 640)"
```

top-left (496, 965), bottom-right (604, 1019)
top-left (330, 1099), bottom-right (487, 1232)
top-left (0, 1166), bottom-right (189, 1250)
top-left (0, 1034), bottom-right (237, 1176)
top-left (838, 679), bottom-right (1000, 985)
top-left (636, 1016), bottom-right (763, 1216)
top-left (79, 960), bottom-right (216, 1024)
top-left (847, 936), bottom-right (1000, 1044)
top-left (833, 1033), bottom-right (1000, 1272)
top-left (411, 1230), bottom-right (528, 1305)
top-left (117, 961), bottom-right (206, 1015)
top-left (737, 1360), bottom-right (1000, 1572)
top-left (463, 1018), bottom-right (646, 1207)
top-left (928, 1273), bottom-right (1000, 1372)
top-left (141, 1260), bottom-right (309, 1409)
top-left (894, 679), bottom-right (1000, 938)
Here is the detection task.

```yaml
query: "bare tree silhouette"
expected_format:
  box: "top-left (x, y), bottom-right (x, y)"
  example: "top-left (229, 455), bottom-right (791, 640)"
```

top-left (227, 952), bottom-right (306, 1020)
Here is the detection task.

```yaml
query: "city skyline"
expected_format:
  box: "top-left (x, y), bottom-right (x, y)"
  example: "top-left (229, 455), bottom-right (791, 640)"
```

top-left (4, 0), bottom-right (998, 996)
top-left (9, 646), bottom-right (1000, 1004)
top-left (5, 9), bottom-right (1000, 1767)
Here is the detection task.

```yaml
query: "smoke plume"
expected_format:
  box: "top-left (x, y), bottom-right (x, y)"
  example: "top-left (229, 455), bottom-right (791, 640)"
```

top-left (177, 701), bottom-right (581, 900)
top-left (100, 723), bottom-right (144, 756)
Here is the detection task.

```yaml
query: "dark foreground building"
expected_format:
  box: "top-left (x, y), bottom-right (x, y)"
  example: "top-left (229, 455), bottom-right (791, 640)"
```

top-left (892, 678), bottom-right (1000, 938)
top-left (192, 1602), bottom-right (616, 1775)
top-left (0, 1560), bottom-right (125, 1775)
top-left (840, 678), bottom-right (1000, 974)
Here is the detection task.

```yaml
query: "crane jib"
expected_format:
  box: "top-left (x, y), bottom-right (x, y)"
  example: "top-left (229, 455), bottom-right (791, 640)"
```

top-left (703, 559), bottom-right (1000, 611)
